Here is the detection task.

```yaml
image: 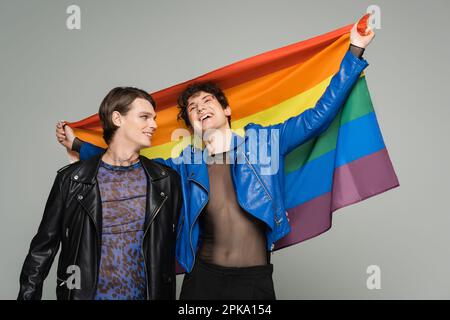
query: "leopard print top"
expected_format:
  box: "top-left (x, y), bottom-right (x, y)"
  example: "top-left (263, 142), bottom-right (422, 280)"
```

top-left (94, 160), bottom-right (147, 300)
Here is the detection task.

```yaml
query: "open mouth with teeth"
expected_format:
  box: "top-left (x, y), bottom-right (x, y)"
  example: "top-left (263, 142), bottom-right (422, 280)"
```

top-left (200, 114), bottom-right (213, 124)
top-left (143, 132), bottom-right (152, 138)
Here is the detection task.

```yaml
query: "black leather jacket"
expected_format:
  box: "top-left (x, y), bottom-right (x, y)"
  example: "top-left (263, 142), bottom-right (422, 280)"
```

top-left (18, 153), bottom-right (182, 300)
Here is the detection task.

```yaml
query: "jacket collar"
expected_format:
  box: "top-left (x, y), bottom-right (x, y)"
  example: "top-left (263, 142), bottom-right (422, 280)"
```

top-left (186, 131), bottom-right (247, 188)
top-left (71, 151), bottom-right (169, 185)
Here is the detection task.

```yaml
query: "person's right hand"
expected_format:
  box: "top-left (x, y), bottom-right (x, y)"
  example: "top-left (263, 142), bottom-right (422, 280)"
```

top-left (350, 14), bottom-right (375, 49)
top-left (56, 121), bottom-right (75, 150)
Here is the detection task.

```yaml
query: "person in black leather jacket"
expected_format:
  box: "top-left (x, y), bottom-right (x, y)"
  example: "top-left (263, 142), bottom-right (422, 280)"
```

top-left (18, 87), bottom-right (182, 300)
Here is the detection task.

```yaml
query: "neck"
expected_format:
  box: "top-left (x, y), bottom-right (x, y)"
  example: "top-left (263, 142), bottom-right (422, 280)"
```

top-left (102, 139), bottom-right (140, 167)
top-left (202, 125), bottom-right (232, 155)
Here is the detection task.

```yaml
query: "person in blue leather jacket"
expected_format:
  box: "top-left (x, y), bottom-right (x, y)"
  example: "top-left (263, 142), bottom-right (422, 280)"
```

top-left (56, 21), bottom-right (375, 299)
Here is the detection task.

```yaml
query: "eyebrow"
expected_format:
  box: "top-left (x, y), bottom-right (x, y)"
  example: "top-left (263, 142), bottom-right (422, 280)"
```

top-left (139, 111), bottom-right (156, 118)
top-left (188, 94), bottom-right (213, 108)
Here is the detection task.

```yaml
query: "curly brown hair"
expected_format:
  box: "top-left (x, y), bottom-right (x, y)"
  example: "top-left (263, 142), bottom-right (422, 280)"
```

top-left (177, 82), bottom-right (231, 127)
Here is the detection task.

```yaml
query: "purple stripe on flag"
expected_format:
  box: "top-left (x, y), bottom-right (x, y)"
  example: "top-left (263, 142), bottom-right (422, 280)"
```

top-left (274, 193), bottom-right (333, 250)
top-left (332, 148), bottom-right (399, 211)
top-left (274, 148), bottom-right (399, 250)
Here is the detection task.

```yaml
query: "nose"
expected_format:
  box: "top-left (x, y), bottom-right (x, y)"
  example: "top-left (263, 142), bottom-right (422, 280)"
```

top-left (149, 118), bottom-right (157, 130)
top-left (197, 103), bottom-right (206, 113)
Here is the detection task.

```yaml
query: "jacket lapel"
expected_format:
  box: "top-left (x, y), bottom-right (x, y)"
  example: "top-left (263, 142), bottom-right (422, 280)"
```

top-left (71, 153), bottom-right (104, 234)
top-left (140, 156), bottom-right (170, 232)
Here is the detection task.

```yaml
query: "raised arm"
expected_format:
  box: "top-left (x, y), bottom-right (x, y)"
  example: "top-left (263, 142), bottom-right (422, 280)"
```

top-left (275, 21), bottom-right (375, 155)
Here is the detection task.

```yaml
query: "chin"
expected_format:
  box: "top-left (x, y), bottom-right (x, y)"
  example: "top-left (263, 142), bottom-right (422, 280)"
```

top-left (137, 139), bottom-right (152, 149)
top-left (202, 122), bottom-right (216, 131)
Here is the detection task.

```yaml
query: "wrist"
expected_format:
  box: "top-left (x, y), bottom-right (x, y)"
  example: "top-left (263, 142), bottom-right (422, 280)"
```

top-left (349, 43), bottom-right (365, 59)
top-left (71, 137), bottom-right (83, 153)
top-left (350, 43), bottom-right (364, 49)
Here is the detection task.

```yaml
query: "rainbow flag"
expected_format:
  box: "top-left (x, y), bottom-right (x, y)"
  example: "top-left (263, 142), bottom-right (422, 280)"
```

top-left (68, 23), bottom-right (399, 251)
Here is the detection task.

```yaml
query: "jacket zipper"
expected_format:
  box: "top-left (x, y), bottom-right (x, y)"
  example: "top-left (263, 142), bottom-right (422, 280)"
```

top-left (141, 194), bottom-right (168, 300)
top-left (76, 195), bottom-right (101, 300)
top-left (187, 178), bottom-right (208, 272)
top-left (64, 214), bottom-right (84, 300)
top-left (176, 214), bottom-right (184, 240)
top-left (242, 152), bottom-right (273, 201)
top-left (242, 152), bottom-right (282, 226)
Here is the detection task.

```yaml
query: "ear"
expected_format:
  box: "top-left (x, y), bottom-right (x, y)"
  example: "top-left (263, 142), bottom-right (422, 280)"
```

top-left (224, 106), bottom-right (231, 117)
top-left (111, 111), bottom-right (122, 127)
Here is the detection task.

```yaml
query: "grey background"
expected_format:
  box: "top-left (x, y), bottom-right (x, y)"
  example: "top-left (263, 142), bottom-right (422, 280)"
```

top-left (1, 0), bottom-right (448, 299)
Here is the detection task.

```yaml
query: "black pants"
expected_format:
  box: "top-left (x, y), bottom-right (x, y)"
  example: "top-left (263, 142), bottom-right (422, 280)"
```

top-left (179, 258), bottom-right (276, 300)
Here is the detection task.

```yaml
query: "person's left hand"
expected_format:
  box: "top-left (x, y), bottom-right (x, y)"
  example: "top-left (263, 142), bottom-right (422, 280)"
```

top-left (350, 17), bottom-right (375, 49)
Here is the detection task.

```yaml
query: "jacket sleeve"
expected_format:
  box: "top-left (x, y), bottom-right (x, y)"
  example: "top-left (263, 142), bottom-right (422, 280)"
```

top-left (18, 173), bottom-right (65, 300)
top-left (273, 50), bottom-right (369, 156)
top-left (79, 142), bottom-right (105, 161)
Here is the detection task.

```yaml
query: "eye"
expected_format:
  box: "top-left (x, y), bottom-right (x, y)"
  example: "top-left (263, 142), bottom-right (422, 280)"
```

top-left (141, 115), bottom-right (148, 119)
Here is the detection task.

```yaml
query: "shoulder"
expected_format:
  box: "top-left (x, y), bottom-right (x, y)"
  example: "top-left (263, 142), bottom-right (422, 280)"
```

top-left (55, 153), bottom-right (103, 185)
top-left (48, 160), bottom-right (86, 190)
top-left (56, 161), bottom-right (83, 179)
top-left (244, 122), bottom-right (263, 130)
top-left (243, 122), bottom-right (276, 135)
top-left (140, 157), bottom-right (179, 181)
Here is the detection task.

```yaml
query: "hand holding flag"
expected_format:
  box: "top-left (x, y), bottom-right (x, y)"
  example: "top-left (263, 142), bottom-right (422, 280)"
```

top-left (350, 13), bottom-right (375, 48)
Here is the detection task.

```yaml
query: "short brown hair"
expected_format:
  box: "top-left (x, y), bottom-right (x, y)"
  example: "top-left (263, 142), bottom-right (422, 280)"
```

top-left (177, 82), bottom-right (231, 127)
top-left (99, 87), bottom-right (156, 144)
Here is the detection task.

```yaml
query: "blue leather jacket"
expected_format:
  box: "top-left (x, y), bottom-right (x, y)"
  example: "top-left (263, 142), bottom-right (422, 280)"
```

top-left (79, 50), bottom-right (368, 272)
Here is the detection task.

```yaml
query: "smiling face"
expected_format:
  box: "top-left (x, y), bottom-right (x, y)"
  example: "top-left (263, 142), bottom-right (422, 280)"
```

top-left (186, 91), bottom-right (231, 133)
top-left (112, 97), bottom-right (157, 149)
